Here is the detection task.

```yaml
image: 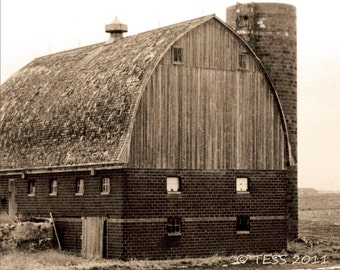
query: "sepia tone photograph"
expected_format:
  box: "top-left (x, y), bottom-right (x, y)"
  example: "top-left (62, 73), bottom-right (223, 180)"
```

top-left (0, 0), bottom-right (339, 269)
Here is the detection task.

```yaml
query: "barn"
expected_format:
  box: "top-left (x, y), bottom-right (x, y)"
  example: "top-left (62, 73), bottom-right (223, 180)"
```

top-left (0, 3), bottom-right (297, 260)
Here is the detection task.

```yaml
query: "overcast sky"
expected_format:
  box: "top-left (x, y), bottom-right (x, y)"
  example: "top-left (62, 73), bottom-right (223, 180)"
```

top-left (1, 0), bottom-right (340, 191)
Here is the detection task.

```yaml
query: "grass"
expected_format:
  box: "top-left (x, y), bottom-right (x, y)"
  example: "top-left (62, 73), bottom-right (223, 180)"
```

top-left (299, 193), bottom-right (340, 244)
top-left (0, 251), bottom-right (235, 270)
top-left (1, 193), bottom-right (340, 270)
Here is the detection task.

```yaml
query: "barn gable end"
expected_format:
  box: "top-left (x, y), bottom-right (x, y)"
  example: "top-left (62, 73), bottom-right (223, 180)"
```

top-left (129, 18), bottom-right (288, 170)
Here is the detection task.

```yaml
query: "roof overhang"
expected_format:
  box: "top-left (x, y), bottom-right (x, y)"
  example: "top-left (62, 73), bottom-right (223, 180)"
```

top-left (0, 162), bottom-right (126, 176)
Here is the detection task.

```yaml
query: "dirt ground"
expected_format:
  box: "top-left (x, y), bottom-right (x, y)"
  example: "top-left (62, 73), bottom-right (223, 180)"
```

top-left (1, 193), bottom-right (340, 270)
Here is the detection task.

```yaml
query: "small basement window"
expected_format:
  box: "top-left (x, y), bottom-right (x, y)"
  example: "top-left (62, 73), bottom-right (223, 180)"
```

top-left (236, 177), bottom-right (249, 194)
top-left (28, 180), bottom-right (36, 196)
top-left (167, 177), bottom-right (181, 194)
top-left (238, 53), bottom-right (248, 70)
top-left (167, 217), bottom-right (182, 236)
top-left (50, 180), bottom-right (58, 196)
top-left (172, 47), bottom-right (183, 64)
top-left (101, 177), bottom-right (110, 195)
top-left (237, 216), bottom-right (250, 234)
top-left (76, 179), bottom-right (84, 195)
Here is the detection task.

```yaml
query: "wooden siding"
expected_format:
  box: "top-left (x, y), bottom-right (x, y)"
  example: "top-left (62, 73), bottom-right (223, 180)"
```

top-left (129, 20), bottom-right (286, 170)
top-left (82, 217), bottom-right (105, 259)
top-left (8, 179), bottom-right (18, 218)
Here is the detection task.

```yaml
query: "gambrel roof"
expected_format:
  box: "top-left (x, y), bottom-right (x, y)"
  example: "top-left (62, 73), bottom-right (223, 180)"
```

top-left (0, 15), bottom-right (291, 171)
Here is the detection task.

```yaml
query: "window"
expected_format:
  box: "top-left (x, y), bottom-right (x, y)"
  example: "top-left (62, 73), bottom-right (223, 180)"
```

top-left (167, 217), bottom-right (182, 236)
top-left (76, 179), bottom-right (84, 195)
top-left (236, 177), bottom-right (249, 194)
top-left (28, 180), bottom-right (36, 196)
top-left (238, 53), bottom-right (248, 69)
top-left (236, 15), bottom-right (250, 28)
top-left (167, 177), bottom-right (181, 193)
top-left (101, 178), bottom-right (110, 195)
top-left (50, 180), bottom-right (58, 196)
top-left (237, 216), bottom-right (250, 234)
top-left (172, 47), bottom-right (183, 64)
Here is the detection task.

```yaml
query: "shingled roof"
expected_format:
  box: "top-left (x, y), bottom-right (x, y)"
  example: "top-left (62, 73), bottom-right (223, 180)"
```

top-left (0, 15), bottom-right (217, 170)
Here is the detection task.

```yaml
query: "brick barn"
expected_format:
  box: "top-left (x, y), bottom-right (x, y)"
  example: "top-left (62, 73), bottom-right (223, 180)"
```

top-left (0, 3), bottom-right (297, 260)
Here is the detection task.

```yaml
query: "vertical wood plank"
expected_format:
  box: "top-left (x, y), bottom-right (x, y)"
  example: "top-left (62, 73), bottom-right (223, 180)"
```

top-left (128, 20), bottom-right (287, 171)
top-left (82, 217), bottom-right (104, 259)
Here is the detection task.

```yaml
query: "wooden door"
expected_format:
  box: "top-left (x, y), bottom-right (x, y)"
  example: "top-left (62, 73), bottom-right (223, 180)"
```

top-left (81, 217), bottom-right (106, 259)
top-left (8, 179), bottom-right (17, 219)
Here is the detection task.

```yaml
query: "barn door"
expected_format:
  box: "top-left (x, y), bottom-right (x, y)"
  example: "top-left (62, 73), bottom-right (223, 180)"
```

top-left (8, 179), bottom-right (17, 219)
top-left (81, 217), bottom-right (106, 259)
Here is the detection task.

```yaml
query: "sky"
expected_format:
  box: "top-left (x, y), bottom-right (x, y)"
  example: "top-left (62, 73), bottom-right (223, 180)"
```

top-left (1, 0), bottom-right (340, 191)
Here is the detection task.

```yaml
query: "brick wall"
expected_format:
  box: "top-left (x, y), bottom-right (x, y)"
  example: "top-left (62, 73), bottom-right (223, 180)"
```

top-left (0, 169), bottom-right (126, 255)
top-left (287, 166), bottom-right (298, 240)
top-left (55, 219), bottom-right (82, 253)
top-left (122, 219), bottom-right (287, 259)
top-left (122, 169), bottom-right (289, 259)
top-left (124, 169), bottom-right (287, 218)
top-left (108, 221), bottom-right (124, 259)
top-left (10, 170), bottom-right (125, 218)
top-left (1, 168), bottom-right (290, 259)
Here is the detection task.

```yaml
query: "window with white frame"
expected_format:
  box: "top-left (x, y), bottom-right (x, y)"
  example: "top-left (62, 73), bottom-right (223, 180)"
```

top-left (76, 179), bottom-right (84, 195)
top-left (236, 177), bottom-right (249, 193)
top-left (28, 180), bottom-right (36, 196)
top-left (50, 179), bottom-right (58, 196)
top-left (101, 177), bottom-right (110, 195)
top-left (167, 177), bottom-right (181, 193)
top-left (237, 216), bottom-right (250, 233)
top-left (167, 217), bottom-right (182, 236)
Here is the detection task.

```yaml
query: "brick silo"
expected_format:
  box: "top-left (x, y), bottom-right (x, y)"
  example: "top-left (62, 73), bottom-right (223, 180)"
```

top-left (226, 3), bottom-right (298, 240)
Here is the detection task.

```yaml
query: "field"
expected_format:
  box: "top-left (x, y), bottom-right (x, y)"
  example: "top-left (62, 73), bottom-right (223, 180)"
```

top-left (1, 193), bottom-right (339, 270)
top-left (299, 193), bottom-right (340, 244)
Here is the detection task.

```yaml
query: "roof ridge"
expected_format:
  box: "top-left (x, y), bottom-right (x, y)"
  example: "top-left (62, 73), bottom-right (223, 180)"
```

top-left (28, 14), bottom-right (216, 63)
top-left (134, 14), bottom-right (216, 35)
top-left (0, 14), bottom-right (218, 170)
